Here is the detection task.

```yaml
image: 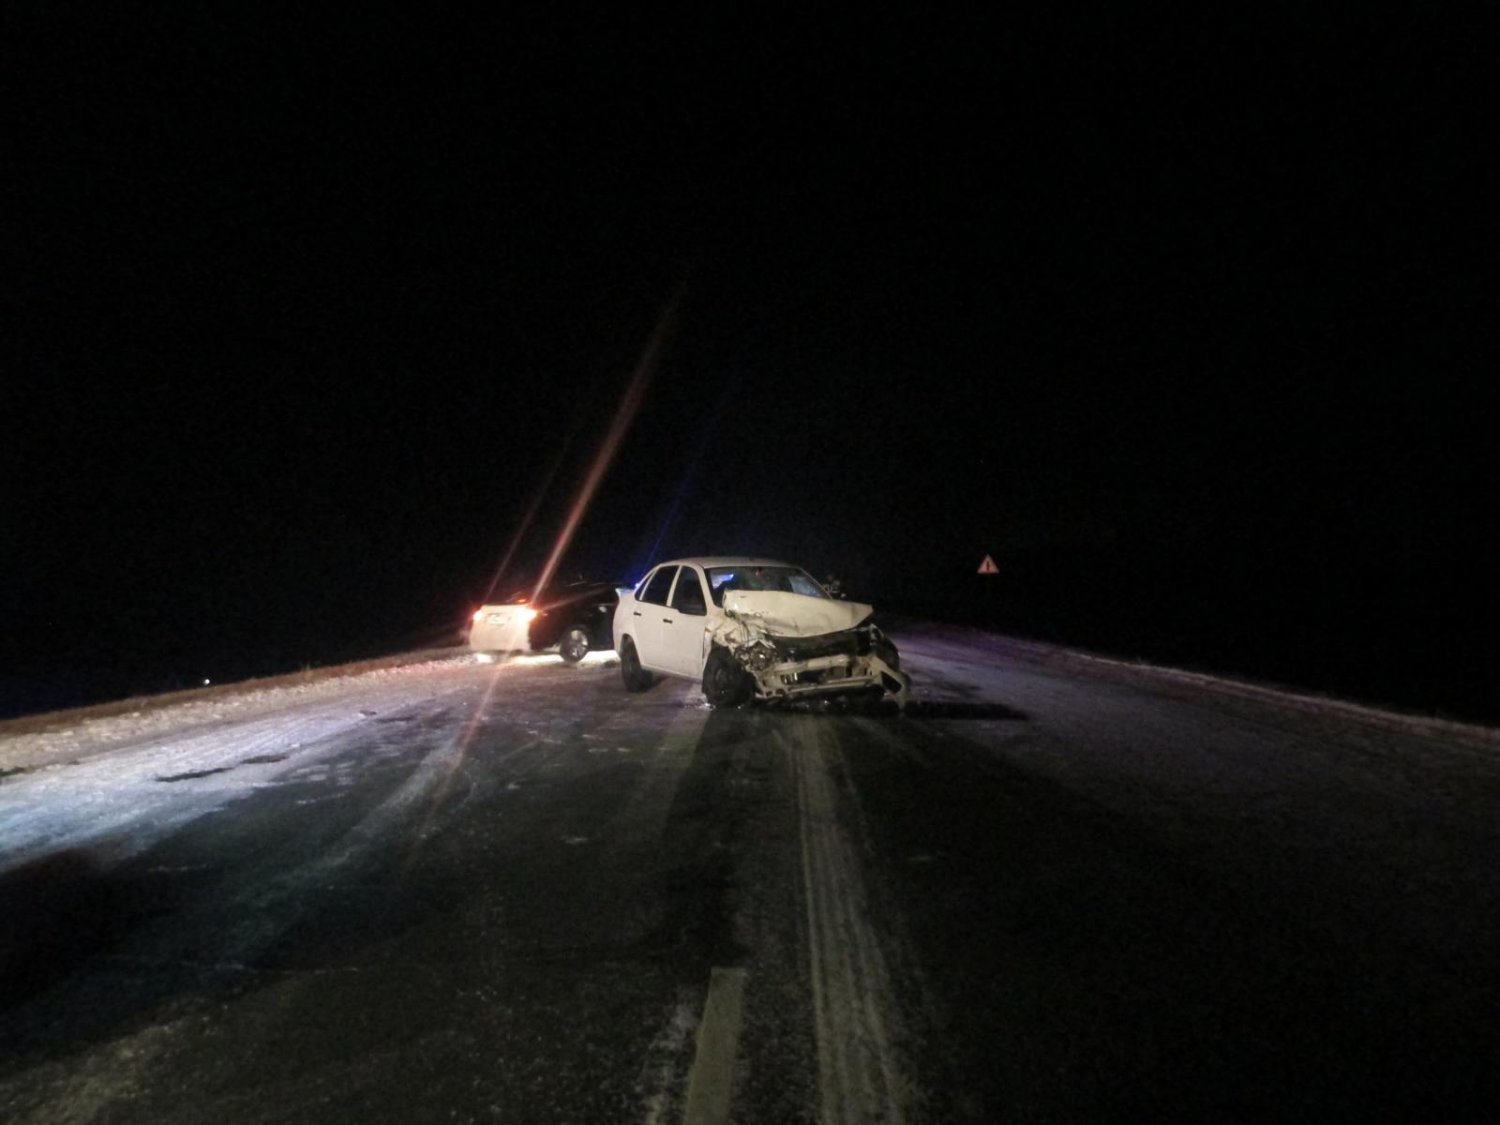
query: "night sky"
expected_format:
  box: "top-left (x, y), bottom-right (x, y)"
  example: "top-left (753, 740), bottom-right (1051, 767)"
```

top-left (5, 9), bottom-right (1496, 719)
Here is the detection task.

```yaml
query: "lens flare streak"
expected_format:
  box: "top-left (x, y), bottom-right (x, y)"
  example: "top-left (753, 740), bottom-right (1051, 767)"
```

top-left (529, 286), bottom-right (685, 604)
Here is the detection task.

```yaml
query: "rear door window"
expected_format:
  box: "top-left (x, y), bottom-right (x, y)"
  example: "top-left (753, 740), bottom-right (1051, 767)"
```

top-left (639, 566), bottom-right (678, 606)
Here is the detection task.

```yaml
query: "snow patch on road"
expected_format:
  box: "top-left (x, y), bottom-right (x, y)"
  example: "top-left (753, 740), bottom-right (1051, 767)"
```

top-left (0, 656), bottom-right (479, 876)
top-left (0, 655), bottom-right (475, 773)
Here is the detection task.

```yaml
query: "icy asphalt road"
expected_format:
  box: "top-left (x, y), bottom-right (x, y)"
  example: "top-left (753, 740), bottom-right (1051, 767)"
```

top-left (1, 627), bottom-right (1498, 1123)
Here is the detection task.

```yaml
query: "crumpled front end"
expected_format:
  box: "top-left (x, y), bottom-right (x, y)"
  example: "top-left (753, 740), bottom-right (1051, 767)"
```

top-left (712, 591), bottom-right (912, 706)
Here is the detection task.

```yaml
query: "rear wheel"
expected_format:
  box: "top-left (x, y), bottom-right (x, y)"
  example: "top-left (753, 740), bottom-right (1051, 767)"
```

top-left (619, 637), bottom-right (654, 692)
top-left (702, 645), bottom-right (753, 708)
top-left (558, 625), bottom-right (590, 663)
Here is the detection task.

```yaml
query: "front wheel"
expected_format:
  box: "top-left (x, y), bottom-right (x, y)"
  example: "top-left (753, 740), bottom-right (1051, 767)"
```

top-left (702, 645), bottom-right (753, 708)
top-left (619, 636), bottom-right (655, 692)
top-left (558, 625), bottom-right (591, 663)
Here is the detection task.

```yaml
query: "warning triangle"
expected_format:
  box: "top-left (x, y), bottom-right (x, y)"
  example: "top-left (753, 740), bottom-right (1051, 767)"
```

top-left (977, 554), bottom-right (999, 575)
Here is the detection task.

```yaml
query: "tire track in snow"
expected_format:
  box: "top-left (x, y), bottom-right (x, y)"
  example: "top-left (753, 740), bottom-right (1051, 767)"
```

top-left (788, 719), bottom-right (909, 1125)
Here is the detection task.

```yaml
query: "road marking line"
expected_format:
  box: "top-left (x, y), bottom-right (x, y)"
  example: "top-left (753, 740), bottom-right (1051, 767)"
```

top-left (682, 966), bottom-right (748, 1125)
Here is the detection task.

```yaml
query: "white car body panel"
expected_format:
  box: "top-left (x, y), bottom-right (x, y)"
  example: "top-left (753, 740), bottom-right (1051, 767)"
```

top-left (662, 610), bottom-right (708, 677)
top-left (468, 605), bottom-right (537, 653)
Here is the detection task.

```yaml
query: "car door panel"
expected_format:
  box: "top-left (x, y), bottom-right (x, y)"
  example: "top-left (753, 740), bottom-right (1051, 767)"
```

top-left (665, 566), bottom-right (711, 676)
top-left (630, 565), bottom-right (677, 672)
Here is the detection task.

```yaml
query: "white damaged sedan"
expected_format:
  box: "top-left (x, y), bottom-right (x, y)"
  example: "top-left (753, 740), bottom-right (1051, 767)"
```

top-left (612, 557), bottom-right (911, 708)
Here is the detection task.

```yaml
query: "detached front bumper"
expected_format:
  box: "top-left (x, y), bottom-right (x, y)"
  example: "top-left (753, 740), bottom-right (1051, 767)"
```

top-left (727, 624), bottom-right (911, 708)
top-left (747, 650), bottom-right (912, 707)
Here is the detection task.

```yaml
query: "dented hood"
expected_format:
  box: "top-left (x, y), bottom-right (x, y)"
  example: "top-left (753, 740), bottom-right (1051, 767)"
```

top-left (722, 591), bottom-right (873, 637)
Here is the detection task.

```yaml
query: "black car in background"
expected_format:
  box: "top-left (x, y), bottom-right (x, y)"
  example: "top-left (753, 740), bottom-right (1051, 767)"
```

top-left (467, 579), bottom-right (621, 662)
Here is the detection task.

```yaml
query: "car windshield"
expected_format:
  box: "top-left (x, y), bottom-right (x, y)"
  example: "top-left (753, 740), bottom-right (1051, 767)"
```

top-left (705, 565), bottom-right (827, 607)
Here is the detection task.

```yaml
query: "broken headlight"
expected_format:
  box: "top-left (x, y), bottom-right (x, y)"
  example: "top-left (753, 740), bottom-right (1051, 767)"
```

top-left (737, 639), bottom-right (779, 672)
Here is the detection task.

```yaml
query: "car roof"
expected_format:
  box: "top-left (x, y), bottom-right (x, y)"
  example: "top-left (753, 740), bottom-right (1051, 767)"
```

top-left (649, 556), bottom-right (796, 570)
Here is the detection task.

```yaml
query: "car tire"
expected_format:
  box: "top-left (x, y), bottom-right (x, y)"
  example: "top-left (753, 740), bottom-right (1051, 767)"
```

top-left (619, 637), bottom-right (654, 692)
top-left (559, 625), bottom-right (591, 664)
top-left (702, 645), bottom-right (753, 708)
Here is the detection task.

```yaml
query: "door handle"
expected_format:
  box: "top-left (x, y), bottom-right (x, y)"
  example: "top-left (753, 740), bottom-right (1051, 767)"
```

top-left (662, 618), bottom-right (673, 625)
top-left (632, 610), bottom-right (642, 616)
